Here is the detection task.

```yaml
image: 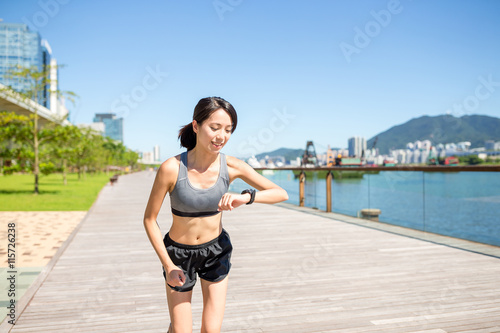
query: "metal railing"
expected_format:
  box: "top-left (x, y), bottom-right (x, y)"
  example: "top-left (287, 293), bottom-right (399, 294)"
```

top-left (228, 164), bottom-right (500, 247)
top-left (253, 164), bottom-right (500, 212)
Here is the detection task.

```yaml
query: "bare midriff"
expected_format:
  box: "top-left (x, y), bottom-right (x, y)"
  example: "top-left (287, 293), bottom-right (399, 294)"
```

top-left (169, 213), bottom-right (223, 245)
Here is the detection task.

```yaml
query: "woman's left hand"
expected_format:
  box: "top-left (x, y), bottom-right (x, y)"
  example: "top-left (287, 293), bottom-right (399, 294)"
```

top-left (217, 193), bottom-right (250, 211)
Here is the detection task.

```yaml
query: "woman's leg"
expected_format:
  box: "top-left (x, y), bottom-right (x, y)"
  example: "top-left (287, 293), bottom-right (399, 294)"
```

top-left (165, 281), bottom-right (193, 333)
top-left (200, 277), bottom-right (229, 333)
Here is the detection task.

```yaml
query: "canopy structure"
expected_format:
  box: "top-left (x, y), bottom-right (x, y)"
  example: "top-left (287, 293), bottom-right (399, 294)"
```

top-left (0, 83), bottom-right (71, 126)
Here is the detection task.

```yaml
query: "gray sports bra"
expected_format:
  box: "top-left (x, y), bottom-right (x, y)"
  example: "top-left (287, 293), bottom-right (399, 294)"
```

top-left (169, 151), bottom-right (229, 217)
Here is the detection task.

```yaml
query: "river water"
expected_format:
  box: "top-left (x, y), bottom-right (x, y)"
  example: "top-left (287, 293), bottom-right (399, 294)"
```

top-left (229, 170), bottom-right (500, 247)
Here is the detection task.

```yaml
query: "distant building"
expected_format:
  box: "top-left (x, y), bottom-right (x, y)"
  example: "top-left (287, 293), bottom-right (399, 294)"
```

top-left (414, 140), bottom-right (423, 150)
top-left (93, 113), bottom-right (123, 142)
top-left (485, 140), bottom-right (500, 151)
top-left (77, 122), bottom-right (105, 135)
top-left (485, 140), bottom-right (495, 150)
top-left (153, 145), bottom-right (160, 162)
top-left (391, 149), bottom-right (407, 164)
top-left (0, 22), bottom-right (67, 119)
top-left (141, 151), bottom-right (154, 164)
top-left (247, 156), bottom-right (262, 168)
top-left (457, 142), bottom-right (471, 151)
top-left (316, 152), bottom-right (327, 166)
top-left (348, 136), bottom-right (366, 157)
top-left (138, 145), bottom-right (162, 164)
top-left (420, 149), bottom-right (430, 164)
top-left (421, 140), bottom-right (432, 151)
top-left (288, 157), bottom-right (301, 167)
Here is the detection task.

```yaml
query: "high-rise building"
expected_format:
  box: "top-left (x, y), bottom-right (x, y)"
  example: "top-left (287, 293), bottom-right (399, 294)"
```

top-left (348, 136), bottom-right (367, 157)
top-left (77, 123), bottom-right (105, 136)
top-left (485, 140), bottom-right (495, 150)
top-left (0, 22), bottom-right (68, 120)
top-left (93, 113), bottom-right (124, 142)
top-left (153, 145), bottom-right (160, 162)
top-left (0, 23), bottom-right (52, 108)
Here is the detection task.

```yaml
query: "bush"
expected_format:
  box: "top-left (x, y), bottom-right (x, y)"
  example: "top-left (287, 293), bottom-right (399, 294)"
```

top-left (40, 162), bottom-right (57, 175)
top-left (458, 155), bottom-right (484, 165)
top-left (3, 164), bottom-right (22, 175)
top-left (467, 155), bottom-right (484, 165)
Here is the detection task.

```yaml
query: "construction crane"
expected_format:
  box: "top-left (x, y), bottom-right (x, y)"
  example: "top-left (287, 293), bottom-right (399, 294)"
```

top-left (301, 141), bottom-right (318, 167)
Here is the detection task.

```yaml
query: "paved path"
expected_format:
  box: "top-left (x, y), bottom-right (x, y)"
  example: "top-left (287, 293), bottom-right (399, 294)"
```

top-left (0, 211), bottom-right (86, 322)
top-left (2, 171), bottom-right (500, 332)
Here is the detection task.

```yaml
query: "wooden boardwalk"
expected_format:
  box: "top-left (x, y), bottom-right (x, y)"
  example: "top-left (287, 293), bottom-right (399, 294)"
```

top-left (2, 171), bottom-right (500, 332)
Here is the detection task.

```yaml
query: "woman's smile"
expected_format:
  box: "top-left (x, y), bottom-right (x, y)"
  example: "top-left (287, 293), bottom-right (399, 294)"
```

top-left (212, 142), bottom-right (223, 149)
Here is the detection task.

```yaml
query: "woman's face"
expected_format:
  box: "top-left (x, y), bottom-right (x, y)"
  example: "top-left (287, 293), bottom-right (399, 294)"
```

top-left (193, 109), bottom-right (233, 153)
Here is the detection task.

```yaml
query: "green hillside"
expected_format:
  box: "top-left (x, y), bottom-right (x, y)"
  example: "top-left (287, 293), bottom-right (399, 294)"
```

top-left (239, 114), bottom-right (500, 161)
top-left (367, 114), bottom-right (500, 155)
top-left (255, 147), bottom-right (304, 161)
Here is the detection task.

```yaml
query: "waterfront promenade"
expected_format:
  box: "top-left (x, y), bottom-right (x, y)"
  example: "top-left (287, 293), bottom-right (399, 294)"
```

top-left (2, 171), bottom-right (500, 332)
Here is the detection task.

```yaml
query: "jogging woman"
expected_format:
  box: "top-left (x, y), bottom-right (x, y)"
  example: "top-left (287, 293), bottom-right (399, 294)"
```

top-left (143, 97), bottom-right (289, 333)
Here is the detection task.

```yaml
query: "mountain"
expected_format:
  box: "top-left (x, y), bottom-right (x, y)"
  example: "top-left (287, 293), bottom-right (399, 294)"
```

top-left (367, 114), bottom-right (500, 155)
top-left (254, 147), bottom-right (303, 161)
top-left (239, 114), bottom-right (500, 161)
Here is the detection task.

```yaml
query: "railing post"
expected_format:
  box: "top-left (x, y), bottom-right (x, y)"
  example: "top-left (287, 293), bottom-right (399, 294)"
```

top-left (326, 171), bottom-right (332, 212)
top-left (299, 170), bottom-right (305, 207)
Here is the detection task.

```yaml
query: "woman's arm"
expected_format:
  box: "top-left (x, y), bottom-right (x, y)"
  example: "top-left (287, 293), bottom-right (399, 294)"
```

top-left (218, 156), bottom-right (289, 211)
top-left (143, 158), bottom-right (185, 287)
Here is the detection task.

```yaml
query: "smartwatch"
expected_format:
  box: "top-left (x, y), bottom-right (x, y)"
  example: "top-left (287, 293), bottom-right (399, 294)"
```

top-left (241, 189), bottom-right (256, 205)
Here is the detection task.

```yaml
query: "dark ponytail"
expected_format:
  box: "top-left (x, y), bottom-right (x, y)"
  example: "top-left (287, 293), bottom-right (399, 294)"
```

top-left (178, 122), bottom-right (197, 151)
top-left (178, 97), bottom-right (237, 151)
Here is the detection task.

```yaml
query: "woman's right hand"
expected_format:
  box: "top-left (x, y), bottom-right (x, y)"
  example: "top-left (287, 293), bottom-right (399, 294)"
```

top-left (166, 265), bottom-right (186, 287)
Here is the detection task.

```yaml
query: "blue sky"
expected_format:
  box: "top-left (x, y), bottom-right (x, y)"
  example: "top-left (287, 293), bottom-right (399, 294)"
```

top-left (2, 0), bottom-right (500, 159)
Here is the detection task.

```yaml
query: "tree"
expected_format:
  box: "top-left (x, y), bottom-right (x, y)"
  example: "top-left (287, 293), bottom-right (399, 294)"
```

top-left (101, 138), bottom-right (140, 171)
top-left (45, 124), bottom-right (82, 185)
top-left (124, 149), bottom-right (140, 170)
top-left (0, 112), bottom-right (30, 174)
top-left (457, 155), bottom-right (484, 165)
top-left (1, 64), bottom-right (76, 194)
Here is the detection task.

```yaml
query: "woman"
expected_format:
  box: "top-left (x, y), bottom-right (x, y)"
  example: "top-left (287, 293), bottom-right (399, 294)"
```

top-left (143, 97), bottom-right (289, 333)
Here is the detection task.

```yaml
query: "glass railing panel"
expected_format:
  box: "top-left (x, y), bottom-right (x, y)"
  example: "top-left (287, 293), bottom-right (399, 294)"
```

top-left (330, 170), bottom-right (369, 217)
top-left (228, 169), bottom-right (297, 205)
top-left (367, 171), bottom-right (425, 231)
top-left (304, 171), bottom-right (320, 209)
top-left (230, 168), bottom-right (500, 248)
top-left (423, 171), bottom-right (500, 247)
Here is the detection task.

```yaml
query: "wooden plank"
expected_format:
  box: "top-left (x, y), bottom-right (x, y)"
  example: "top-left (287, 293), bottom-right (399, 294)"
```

top-left (2, 170), bottom-right (500, 332)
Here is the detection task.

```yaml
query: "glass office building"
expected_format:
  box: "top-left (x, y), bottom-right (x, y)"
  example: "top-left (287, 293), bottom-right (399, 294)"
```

top-left (0, 22), bottom-right (52, 108)
top-left (93, 113), bottom-right (124, 143)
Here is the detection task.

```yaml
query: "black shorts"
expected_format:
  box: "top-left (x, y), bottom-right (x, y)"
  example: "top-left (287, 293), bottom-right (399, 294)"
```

top-left (162, 229), bottom-right (232, 292)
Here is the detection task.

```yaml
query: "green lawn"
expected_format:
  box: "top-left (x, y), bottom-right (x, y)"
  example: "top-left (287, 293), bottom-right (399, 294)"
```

top-left (0, 172), bottom-right (111, 211)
